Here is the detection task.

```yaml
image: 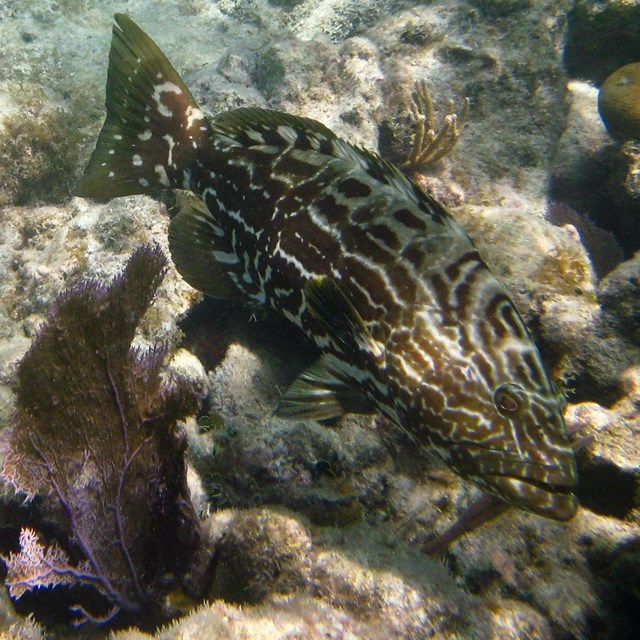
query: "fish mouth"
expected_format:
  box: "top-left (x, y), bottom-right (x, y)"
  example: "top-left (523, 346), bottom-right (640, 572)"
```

top-left (484, 473), bottom-right (578, 521)
top-left (448, 442), bottom-right (579, 520)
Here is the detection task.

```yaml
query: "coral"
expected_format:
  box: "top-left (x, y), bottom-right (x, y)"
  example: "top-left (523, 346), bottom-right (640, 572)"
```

top-left (2, 529), bottom-right (95, 600)
top-left (309, 0), bottom-right (388, 43)
top-left (216, 0), bottom-right (267, 26)
top-left (399, 80), bottom-right (469, 175)
top-left (546, 200), bottom-right (623, 278)
top-left (621, 139), bottom-right (640, 199)
top-left (598, 62), bottom-right (640, 141)
top-left (0, 101), bottom-right (85, 206)
top-left (1, 245), bottom-right (203, 626)
top-left (398, 20), bottom-right (445, 48)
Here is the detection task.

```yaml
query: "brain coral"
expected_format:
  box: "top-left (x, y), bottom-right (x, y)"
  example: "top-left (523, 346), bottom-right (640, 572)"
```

top-left (598, 62), bottom-right (640, 140)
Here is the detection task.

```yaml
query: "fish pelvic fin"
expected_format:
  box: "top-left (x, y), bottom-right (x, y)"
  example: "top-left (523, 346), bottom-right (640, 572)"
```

top-left (304, 277), bottom-right (383, 361)
top-left (276, 354), bottom-right (376, 420)
top-left (76, 14), bottom-right (210, 198)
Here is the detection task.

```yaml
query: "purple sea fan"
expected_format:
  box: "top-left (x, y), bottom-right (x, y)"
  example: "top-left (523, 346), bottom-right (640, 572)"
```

top-left (1, 245), bottom-right (202, 626)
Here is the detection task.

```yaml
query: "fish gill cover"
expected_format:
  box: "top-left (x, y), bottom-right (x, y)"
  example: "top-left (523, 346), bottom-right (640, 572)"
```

top-left (0, 245), bottom-right (203, 627)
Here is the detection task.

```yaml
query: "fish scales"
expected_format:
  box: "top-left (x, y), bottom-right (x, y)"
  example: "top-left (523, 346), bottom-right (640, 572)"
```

top-left (77, 14), bottom-right (579, 520)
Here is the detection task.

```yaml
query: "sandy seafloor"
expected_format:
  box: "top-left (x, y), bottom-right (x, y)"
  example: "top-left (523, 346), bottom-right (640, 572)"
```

top-left (0, 0), bottom-right (639, 638)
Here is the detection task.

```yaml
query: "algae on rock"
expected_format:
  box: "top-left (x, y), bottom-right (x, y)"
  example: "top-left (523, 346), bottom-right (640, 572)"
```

top-left (0, 103), bottom-right (85, 206)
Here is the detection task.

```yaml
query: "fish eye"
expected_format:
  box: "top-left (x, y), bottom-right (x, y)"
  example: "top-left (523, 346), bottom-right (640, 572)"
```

top-left (494, 383), bottom-right (528, 417)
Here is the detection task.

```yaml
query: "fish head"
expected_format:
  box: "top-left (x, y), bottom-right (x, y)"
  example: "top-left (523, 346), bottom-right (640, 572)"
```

top-left (442, 377), bottom-right (578, 521)
top-left (393, 291), bottom-right (578, 521)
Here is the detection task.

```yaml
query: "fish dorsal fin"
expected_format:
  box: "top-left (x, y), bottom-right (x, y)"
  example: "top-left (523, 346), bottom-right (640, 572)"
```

top-left (276, 354), bottom-right (375, 420)
top-left (211, 108), bottom-right (425, 208)
top-left (304, 277), bottom-right (383, 361)
top-left (211, 107), bottom-right (338, 146)
top-left (168, 197), bottom-right (241, 299)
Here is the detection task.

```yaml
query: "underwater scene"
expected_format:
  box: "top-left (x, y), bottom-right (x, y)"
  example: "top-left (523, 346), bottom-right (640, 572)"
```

top-left (0, 0), bottom-right (638, 638)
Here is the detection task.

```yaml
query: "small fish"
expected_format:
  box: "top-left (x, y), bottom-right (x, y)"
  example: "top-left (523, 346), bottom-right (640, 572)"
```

top-left (77, 14), bottom-right (578, 520)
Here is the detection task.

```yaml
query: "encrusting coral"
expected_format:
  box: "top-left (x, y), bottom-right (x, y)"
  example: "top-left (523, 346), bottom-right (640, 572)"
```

top-left (1, 245), bottom-right (203, 627)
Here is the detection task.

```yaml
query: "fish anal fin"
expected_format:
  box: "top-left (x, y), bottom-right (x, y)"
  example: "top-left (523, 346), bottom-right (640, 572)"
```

top-left (304, 277), bottom-right (382, 361)
top-left (276, 354), bottom-right (375, 421)
top-left (168, 198), bottom-right (240, 299)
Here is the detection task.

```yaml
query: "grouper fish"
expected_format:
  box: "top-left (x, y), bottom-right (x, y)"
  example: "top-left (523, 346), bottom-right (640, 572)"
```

top-left (76, 14), bottom-right (578, 520)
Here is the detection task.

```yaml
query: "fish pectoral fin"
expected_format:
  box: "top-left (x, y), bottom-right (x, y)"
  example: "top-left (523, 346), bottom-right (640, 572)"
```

top-left (168, 198), bottom-right (241, 299)
top-left (276, 354), bottom-right (375, 420)
top-left (304, 277), bottom-right (383, 361)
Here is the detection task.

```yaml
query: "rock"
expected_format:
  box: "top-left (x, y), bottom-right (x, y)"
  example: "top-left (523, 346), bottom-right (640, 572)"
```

top-left (108, 506), bottom-right (556, 640)
top-left (549, 80), bottom-right (616, 217)
top-left (567, 367), bottom-right (640, 521)
top-left (599, 251), bottom-right (640, 344)
top-left (553, 1), bottom-right (640, 255)
top-left (565, 0), bottom-right (640, 84)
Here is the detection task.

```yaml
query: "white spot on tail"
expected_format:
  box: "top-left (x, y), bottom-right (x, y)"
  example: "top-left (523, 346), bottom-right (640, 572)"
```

top-left (152, 81), bottom-right (182, 118)
top-left (132, 155), bottom-right (143, 167)
top-left (163, 134), bottom-right (176, 166)
top-left (186, 105), bottom-right (205, 129)
top-left (139, 178), bottom-right (150, 187)
top-left (138, 129), bottom-right (152, 141)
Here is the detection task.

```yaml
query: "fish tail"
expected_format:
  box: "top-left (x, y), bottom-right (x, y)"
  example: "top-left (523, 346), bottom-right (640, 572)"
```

top-left (76, 14), bottom-right (209, 198)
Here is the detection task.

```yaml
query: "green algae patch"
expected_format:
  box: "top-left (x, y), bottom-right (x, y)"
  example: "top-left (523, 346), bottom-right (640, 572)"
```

top-left (0, 101), bottom-right (87, 206)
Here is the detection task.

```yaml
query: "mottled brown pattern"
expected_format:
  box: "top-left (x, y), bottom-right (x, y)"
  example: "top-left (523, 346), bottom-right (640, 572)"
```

top-left (77, 14), bottom-right (579, 522)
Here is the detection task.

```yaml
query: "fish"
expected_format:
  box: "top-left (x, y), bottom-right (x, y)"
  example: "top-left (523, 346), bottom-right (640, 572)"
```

top-left (76, 14), bottom-right (578, 520)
